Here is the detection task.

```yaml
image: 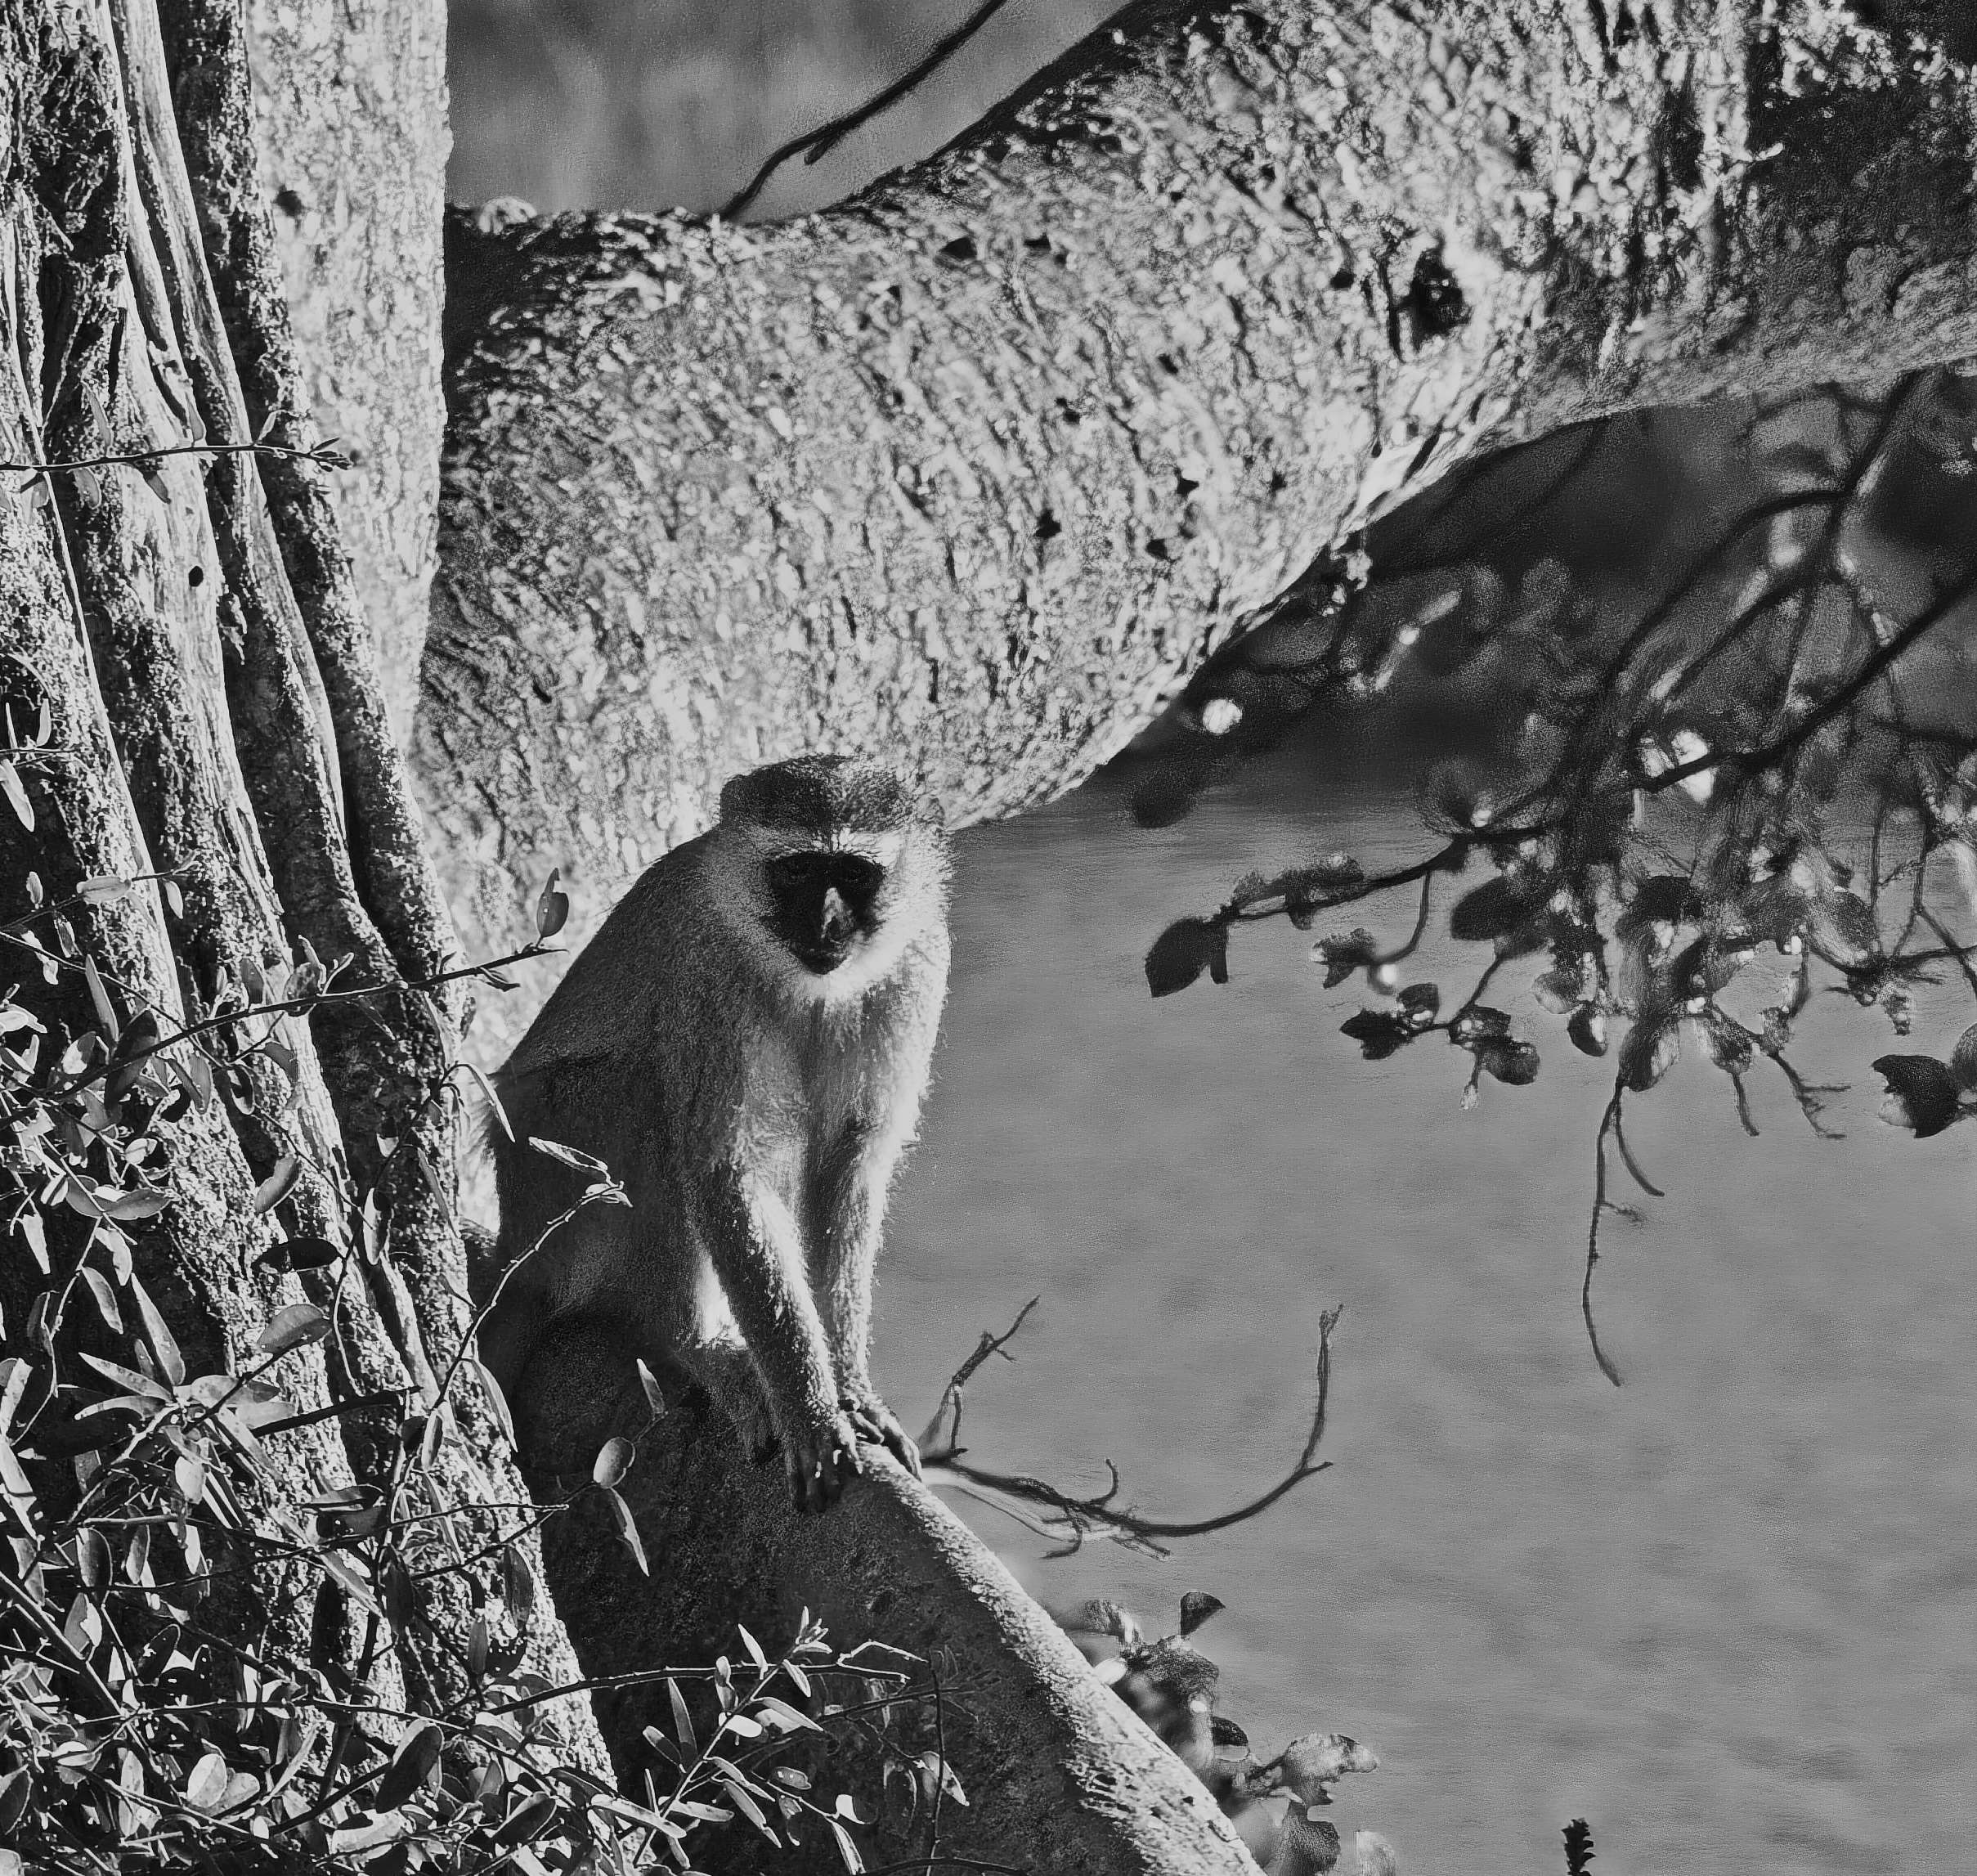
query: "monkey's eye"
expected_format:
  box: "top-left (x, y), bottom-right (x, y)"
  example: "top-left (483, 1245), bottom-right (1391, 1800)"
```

top-left (766, 852), bottom-right (890, 970)
top-left (769, 852), bottom-right (885, 902)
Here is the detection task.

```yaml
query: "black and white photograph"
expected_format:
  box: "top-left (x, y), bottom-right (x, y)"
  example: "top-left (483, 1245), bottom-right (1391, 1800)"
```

top-left (3, 2), bottom-right (1976, 1871)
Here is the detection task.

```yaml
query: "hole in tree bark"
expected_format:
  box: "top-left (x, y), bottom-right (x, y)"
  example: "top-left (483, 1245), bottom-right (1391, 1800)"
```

top-left (1402, 249), bottom-right (1469, 343)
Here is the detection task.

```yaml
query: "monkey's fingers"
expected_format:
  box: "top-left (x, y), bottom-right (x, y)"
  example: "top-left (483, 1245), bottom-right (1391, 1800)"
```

top-left (887, 1424), bottom-right (923, 1478)
top-left (842, 1399), bottom-right (922, 1479)
top-left (787, 1414), bottom-right (863, 1513)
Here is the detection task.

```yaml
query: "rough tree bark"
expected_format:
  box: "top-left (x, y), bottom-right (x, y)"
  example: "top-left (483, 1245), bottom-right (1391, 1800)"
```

top-left (424, 0), bottom-right (1977, 1069)
top-left (2, 0), bottom-right (599, 1764)
top-left (241, 0), bottom-right (450, 745)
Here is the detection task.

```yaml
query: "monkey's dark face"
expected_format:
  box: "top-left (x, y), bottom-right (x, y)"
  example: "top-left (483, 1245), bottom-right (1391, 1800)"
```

top-left (765, 850), bottom-right (889, 974)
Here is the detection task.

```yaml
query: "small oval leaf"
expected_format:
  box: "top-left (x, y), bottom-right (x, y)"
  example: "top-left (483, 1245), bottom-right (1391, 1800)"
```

top-left (500, 1543), bottom-right (536, 1627)
top-left (1340, 1009), bottom-right (1410, 1061)
top-left (593, 1435), bottom-right (634, 1490)
top-left (1872, 1054), bottom-right (1960, 1138)
top-left (374, 1721), bottom-right (446, 1812)
top-left (528, 1135), bottom-right (611, 1174)
top-left (129, 1277), bottom-right (186, 1389)
top-left (310, 1578), bottom-right (348, 1678)
top-left (1477, 1038), bottom-right (1540, 1086)
top-left (75, 1524), bottom-right (110, 1590)
top-left (253, 1153), bottom-right (301, 1215)
top-left (1567, 1004), bottom-right (1609, 1057)
top-left (78, 1267), bottom-right (122, 1333)
top-left (635, 1358), bottom-right (668, 1420)
top-left (1619, 1020), bottom-right (1679, 1093)
top-left (1145, 917), bottom-right (1229, 998)
top-left (105, 1188), bottom-right (172, 1222)
top-left (252, 1236), bottom-right (339, 1274)
top-left (185, 1751), bottom-right (228, 1811)
top-left (257, 1303), bottom-right (330, 1355)
top-left (1396, 982), bottom-right (1441, 1025)
top-left (1178, 1590), bottom-right (1225, 1636)
top-left (1449, 876), bottom-right (1542, 943)
top-left (1533, 967), bottom-right (1584, 1016)
top-left (536, 867), bottom-right (570, 940)
top-left (174, 1453), bottom-right (206, 1506)
top-left (1950, 1023), bottom-right (1977, 1094)
top-left (494, 1789), bottom-right (559, 1847)
top-left (605, 1485), bottom-right (648, 1574)
top-left (476, 1356), bottom-right (517, 1448)
top-left (0, 1766), bottom-right (31, 1832)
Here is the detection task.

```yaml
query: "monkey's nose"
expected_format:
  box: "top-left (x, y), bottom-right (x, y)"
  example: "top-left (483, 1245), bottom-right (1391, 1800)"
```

top-left (818, 886), bottom-right (853, 945)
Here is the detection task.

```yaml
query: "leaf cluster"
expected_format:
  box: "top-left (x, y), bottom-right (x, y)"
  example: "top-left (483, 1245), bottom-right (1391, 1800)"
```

top-left (1141, 369), bottom-right (1977, 1382)
top-left (0, 876), bottom-right (894, 1875)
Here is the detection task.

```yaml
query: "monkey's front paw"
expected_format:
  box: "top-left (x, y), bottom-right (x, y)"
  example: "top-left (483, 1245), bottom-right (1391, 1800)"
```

top-left (784, 1409), bottom-right (864, 1513)
top-left (841, 1393), bottom-right (922, 1479)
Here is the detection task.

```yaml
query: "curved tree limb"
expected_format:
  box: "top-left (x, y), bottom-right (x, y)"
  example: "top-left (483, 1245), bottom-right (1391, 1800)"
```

top-left (425, 0), bottom-right (1977, 1065)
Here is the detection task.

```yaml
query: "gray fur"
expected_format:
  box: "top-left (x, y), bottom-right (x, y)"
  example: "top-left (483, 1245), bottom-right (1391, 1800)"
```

top-left (482, 756), bottom-right (950, 1512)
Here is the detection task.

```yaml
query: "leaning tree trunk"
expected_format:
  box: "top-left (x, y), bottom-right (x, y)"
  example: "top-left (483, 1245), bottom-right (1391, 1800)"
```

top-left (425, 0), bottom-right (1977, 1068)
top-left (1, 0), bottom-right (601, 1786)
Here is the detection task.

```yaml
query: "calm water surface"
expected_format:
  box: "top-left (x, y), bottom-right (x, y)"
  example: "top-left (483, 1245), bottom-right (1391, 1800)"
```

top-left (876, 736), bottom-right (1977, 1875)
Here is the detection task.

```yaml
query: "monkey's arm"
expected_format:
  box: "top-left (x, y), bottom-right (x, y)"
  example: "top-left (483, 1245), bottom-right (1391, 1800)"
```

top-left (700, 1171), bottom-right (865, 1513)
top-left (810, 1123), bottom-right (921, 1477)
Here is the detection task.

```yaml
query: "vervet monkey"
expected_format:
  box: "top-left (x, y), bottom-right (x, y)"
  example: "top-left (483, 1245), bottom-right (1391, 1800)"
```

top-left (481, 756), bottom-right (950, 1512)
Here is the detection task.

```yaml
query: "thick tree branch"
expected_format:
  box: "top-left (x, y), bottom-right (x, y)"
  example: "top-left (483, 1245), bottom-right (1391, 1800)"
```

top-left (424, 0), bottom-right (1977, 1066)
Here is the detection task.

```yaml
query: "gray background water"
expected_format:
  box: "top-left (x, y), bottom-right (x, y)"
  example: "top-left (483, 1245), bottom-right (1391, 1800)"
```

top-left (875, 735), bottom-right (1976, 1876)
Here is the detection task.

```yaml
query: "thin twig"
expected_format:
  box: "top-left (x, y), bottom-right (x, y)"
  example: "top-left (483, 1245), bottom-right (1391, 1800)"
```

top-left (721, 0), bottom-right (1019, 220)
top-left (2, 437), bottom-right (347, 475)
top-left (1582, 1097), bottom-right (1625, 1387)
top-left (928, 1307), bottom-right (1341, 1551)
top-left (917, 1295), bottom-right (1038, 1456)
top-left (1611, 1104), bottom-right (1663, 1197)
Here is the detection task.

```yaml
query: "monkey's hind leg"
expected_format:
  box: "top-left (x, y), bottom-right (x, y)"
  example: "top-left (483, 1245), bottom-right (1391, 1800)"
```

top-left (680, 1331), bottom-right (782, 1466)
top-left (504, 1312), bottom-right (651, 1473)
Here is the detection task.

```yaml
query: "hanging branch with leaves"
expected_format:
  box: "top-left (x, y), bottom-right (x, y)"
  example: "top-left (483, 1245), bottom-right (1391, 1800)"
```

top-left (1140, 367), bottom-right (1977, 1384)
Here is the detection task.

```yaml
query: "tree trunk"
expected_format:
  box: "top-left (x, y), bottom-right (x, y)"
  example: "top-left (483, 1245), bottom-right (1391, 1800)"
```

top-left (2, 0), bottom-right (599, 1768)
top-left (424, 0), bottom-right (1977, 1066)
top-left (240, 0), bottom-right (451, 746)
